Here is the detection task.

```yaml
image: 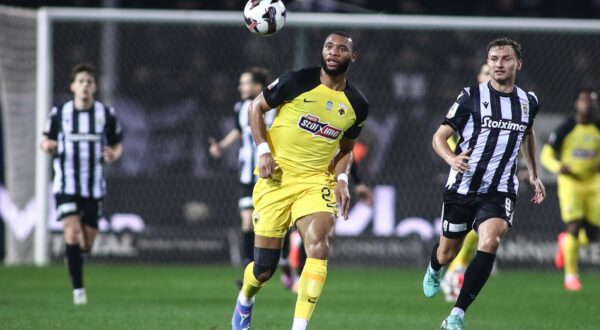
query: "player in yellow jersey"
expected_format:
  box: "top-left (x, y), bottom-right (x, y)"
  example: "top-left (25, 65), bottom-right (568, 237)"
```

top-left (541, 88), bottom-right (600, 291)
top-left (231, 31), bottom-right (368, 330)
top-left (441, 63), bottom-right (491, 302)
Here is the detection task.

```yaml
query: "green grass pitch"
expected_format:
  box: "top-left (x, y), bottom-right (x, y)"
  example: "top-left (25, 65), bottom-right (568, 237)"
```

top-left (0, 265), bottom-right (598, 329)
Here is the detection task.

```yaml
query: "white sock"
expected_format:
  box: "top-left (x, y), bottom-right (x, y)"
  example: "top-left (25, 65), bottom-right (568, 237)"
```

top-left (237, 292), bottom-right (254, 307)
top-left (291, 318), bottom-right (308, 330)
top-left (451, 307), bottom-right (465, 317)
top-left (73, 288), bottom-right (86, 295)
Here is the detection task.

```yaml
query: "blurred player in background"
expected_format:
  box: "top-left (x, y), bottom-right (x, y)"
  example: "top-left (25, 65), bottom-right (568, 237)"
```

top-left (209, 67), bottom-right (277, 281)
top-left (422, 38), bottom-right (545, 329)
top-left (231, 31), bottom-right (368, 330)
top-left (540, 88), bottom-right (600, 291)
top-left (441, 63), bottom-right (491, 302)
top-left (41, 63), bottom-right (123, 305)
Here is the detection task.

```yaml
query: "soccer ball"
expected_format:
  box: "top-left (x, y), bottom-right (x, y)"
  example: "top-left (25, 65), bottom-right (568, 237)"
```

top-left (243, 0), bottom-right (287, 36)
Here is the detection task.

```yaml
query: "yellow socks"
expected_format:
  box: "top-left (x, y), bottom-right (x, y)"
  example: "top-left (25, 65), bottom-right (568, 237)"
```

top-left (449, 230), bottom-right (478, 271)
top-left (564, 233), bottom-right (579, 276)
top-left (293, 258), bottom-right (327, 326)
top-left (241, 262), bottom-right (264, 301)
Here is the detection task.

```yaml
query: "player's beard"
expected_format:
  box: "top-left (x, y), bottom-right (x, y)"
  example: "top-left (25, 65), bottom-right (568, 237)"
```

top-left (320, 56), bottom-right (350, 77)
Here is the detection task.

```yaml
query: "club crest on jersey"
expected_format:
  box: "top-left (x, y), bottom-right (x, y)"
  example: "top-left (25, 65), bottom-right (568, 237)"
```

top-left (326, 100), bottom-right (333, 111)
top-left (96, 114), bottom-right (105, 127)
top-left (298, 114), bottom-right (342, 140)
top-left (446, 103), bottom-right (459, 118)
top-left (337, 104), bottom-right (348, 117)
top-left (520, 102), bottom-right (529, 114)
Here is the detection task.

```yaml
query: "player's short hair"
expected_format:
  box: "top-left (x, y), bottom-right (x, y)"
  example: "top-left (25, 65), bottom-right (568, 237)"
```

top-left (577, 87), bottom-right (599, 101)
top-left (487, 37), bottom-right (522, 59)
top-left (70, 63), bottom-right (98, 83)
top-left (244, 67), bottom-right (271, 88)
top-left (329, 31), bottom-right (355, 51)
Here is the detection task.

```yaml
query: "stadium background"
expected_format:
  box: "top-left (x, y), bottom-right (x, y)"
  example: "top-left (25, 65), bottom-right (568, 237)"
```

top-left (1, 0), bottom-right (600, 268)
top-left (1, 1), bottom-right (600, 329)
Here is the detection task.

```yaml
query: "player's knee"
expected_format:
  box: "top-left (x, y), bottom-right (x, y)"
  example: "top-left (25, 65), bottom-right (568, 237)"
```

top-left (63, 228), bottom-right (81, 244)
top-left (479, 235), bottom-right (501, 253)
top-left (304, 240), bottom-right (329, 259)
top-left (253, 247), bottom-right (281, 282)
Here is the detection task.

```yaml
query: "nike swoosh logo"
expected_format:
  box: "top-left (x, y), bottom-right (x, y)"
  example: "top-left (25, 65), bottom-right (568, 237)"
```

top-left (303, 98), bottom-right (317, 103)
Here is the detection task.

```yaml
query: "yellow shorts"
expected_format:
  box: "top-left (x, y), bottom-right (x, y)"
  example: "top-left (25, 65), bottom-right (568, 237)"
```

top-left (558, 175), bottom-right (600, 225)
top-left (252, 174), bottom-right (338, 238)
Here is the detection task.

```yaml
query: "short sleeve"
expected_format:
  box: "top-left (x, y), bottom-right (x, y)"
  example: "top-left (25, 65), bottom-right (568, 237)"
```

top-left (343, 82), bottom-right (369, 139)
top-left (263, 71), bottom-right (297, 108)
top-left (526, 91), bottom-right (540, 129)
top-left (105, 107), bottom-right (124, 146)
top-left (43, 107), bottom-right (60, 140)
top-left (442, 89), bottom-right (472, 132)
top-left (262, 67), bottom-right (321, 109)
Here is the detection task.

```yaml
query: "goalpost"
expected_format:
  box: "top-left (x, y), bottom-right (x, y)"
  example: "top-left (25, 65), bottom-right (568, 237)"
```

top-left (1, 6), bottom-right (598, 265)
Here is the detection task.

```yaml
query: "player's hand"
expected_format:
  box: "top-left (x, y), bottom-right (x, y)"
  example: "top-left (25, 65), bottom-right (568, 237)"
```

top-left (354, 183), bottom-right (373, 206)
top-left (208, 138), bottom-right (222, 159)
top-left (258, 153), bottom-right (275, 178)
top-left (449, 149), bottom-right (472, 173)
top-left (40, 139), bottom-right (58, 154)
top-left (103, 146), bottom-right (119, 163)
top-left (529, 176), bottom-right (546, 205)
top-left (335, 180), bottom-right (351, 220)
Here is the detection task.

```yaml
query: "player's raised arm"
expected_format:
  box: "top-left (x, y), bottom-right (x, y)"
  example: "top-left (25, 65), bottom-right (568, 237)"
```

top-left (249, 92), bottom-right (275, 178)
top-left (332, 137), bottom-right (355, 220)
top-left (520, 128), bottom-right (546, 204)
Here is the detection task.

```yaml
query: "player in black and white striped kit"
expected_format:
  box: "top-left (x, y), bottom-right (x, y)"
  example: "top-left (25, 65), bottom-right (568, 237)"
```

top-left (41, 63), bottom-right (123, 305)
top-left (209, 67), bottom-right (274, 270)
top-left (422, 38), bottom-right (546, 329)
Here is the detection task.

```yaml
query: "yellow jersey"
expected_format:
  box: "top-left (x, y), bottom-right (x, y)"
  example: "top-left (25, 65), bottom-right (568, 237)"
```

top-left (541, 117), bottom-right (600, 180)
top-left (262, 67), bottom-right (369, 179)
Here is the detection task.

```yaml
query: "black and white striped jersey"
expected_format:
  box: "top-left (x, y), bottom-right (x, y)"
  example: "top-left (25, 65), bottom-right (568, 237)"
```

top-left (44, 100), bottom-right (123, 199)
top-left (234, 100), bottom-right (275, 185)
top-left (443, 81), bottom-right (539, 198)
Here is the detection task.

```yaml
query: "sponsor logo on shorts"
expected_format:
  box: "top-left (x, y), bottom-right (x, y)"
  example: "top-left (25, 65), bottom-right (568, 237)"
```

top-left (58, 202), bottom-right (77, 216)
top-left (505, 198), bottom-right (513, 217)
top-left (298, 114), bottom-right (342, 140)
top-left (449, 222), bottom-right (467, 233)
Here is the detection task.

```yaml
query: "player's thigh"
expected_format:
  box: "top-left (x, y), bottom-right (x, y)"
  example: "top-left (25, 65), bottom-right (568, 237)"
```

top-left (79, 198), bottom-right (102, 250)
top-left (558, 180), bottom-right (585, 223)
top-left (474, 194), bottom-right (515, 232)
top-left (295, 212), bottom-right (335, 259)
top-left (290, 183), bottom-right (338, 226)
top-left (62, 215), bottom-right (83, 244)
top-left (252, 178), bottom-right (294, 239)
top-left (240, 209), bottom-right (253, 231)
top-left (440, 201), bottom-right (476, 239)
top-left (80, 198), bottom-right (102, 230)
top-left (476, 218), bottom-right (509, 253)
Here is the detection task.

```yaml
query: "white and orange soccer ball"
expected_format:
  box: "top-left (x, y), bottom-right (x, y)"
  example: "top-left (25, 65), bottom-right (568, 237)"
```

top-left (243, 0), bottom-right (287, 36)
